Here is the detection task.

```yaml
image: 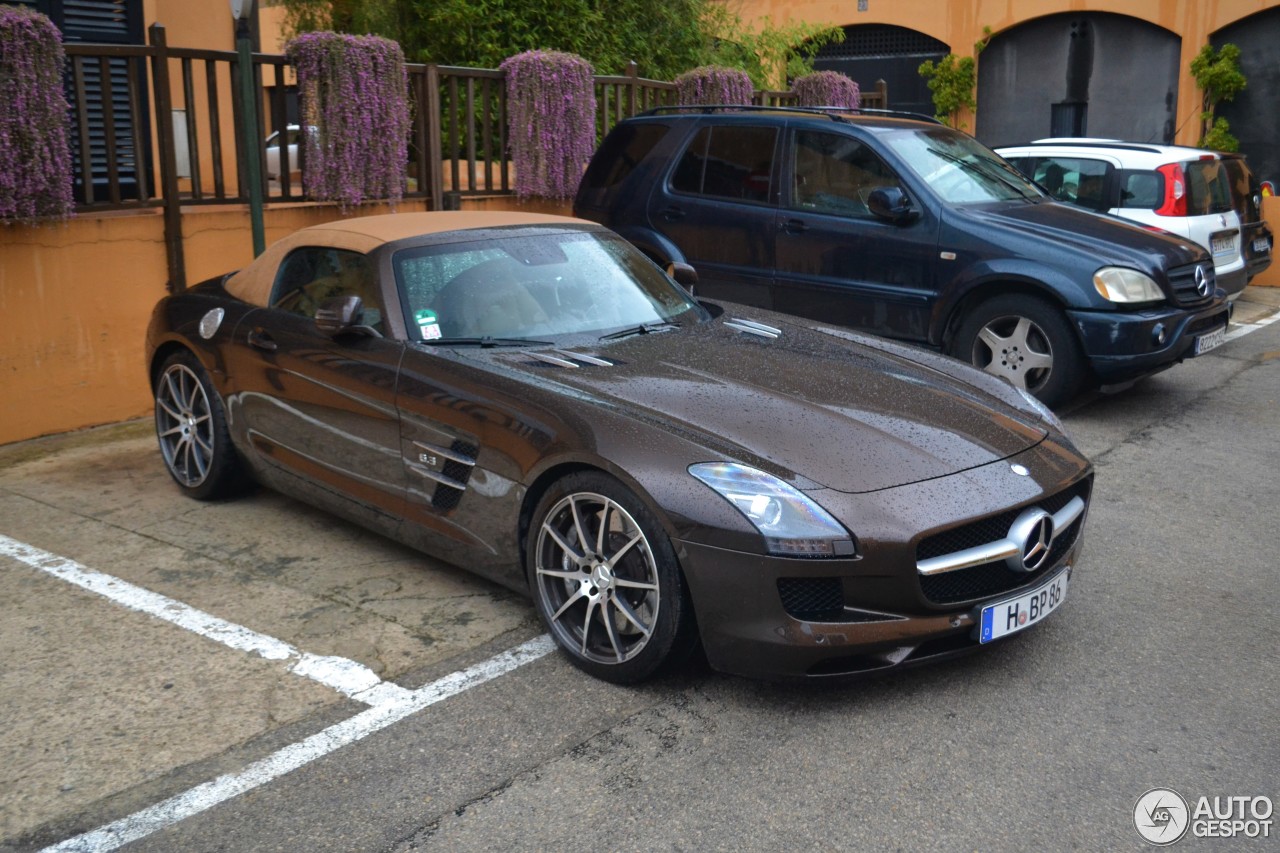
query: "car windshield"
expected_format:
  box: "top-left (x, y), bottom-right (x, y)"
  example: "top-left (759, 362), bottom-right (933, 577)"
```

top-left (393, 229), bottom-right (705, 342)
top-left (882, 128), bottom-right (1043, 203)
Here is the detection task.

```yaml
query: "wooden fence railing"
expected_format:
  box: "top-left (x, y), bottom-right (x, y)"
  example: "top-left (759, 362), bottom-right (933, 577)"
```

top-left (62, 25), bottom-right (888, 288)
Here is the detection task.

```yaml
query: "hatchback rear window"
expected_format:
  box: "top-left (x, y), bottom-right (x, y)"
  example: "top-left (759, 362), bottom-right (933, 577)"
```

top-left (1184, 160), bottom-right (1233, 215)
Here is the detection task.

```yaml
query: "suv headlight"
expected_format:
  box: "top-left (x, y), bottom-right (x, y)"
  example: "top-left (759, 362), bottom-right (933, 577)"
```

top-left (1093, 267), bottom-right (1164, 303)
top-left (689, 462), bottom-right (855, 557)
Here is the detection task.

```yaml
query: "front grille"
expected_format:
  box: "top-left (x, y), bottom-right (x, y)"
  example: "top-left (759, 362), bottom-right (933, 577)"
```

top-left (778, 578), bottom-right (844, 621)
top-left (916, 478), bottom-right (1090, 605)
top-left (1167, 262), bottom-right (1216, 307)
top-left (1187, 311), bottom-right (1228, 337)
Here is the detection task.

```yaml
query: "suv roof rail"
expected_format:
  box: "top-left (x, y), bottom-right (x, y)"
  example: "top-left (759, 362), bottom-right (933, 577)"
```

top-left (636, 104), bottom-right (943, 124)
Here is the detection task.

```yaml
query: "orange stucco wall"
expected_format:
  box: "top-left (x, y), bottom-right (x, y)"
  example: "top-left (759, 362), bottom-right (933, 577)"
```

top-left (0, 197), bottom-right (571, 447)
top-left (734, 0), bottom-right (1277, 147)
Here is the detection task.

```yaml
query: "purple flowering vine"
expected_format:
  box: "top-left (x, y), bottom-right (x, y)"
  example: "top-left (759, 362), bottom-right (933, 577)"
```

top-left (500, 50), bottom-right (596, 200)
top-left (792, 71), bottom-right (861, 109)
top-left (286, 32), bottom-right (410, 210)
top-left (674, 66), bottom-right (753, 106)
top-left (0, 5), bottom-right (74, 224)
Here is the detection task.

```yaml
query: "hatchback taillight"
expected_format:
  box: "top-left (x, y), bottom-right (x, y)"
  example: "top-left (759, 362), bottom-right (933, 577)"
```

top-left (1155, 163), bottom-right (1186, 215)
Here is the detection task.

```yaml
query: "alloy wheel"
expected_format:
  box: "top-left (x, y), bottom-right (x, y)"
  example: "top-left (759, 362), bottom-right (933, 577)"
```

top-left (533, 492), bottom-right (661, 666)
top-left (155, 363), bottom-right (215, 488)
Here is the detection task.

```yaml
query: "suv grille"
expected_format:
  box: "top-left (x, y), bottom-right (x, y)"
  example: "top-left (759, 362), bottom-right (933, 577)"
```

top-left (916, 478), bottom-right (1091, 605)
top-left (1167, 262), bottom-right (1216, 307)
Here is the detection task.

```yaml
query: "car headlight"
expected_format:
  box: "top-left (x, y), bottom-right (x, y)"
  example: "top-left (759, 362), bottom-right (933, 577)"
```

top-left (689, 462), bottom-right (855, 557)
top-left (1093, 267), bottom-right (1164, 303)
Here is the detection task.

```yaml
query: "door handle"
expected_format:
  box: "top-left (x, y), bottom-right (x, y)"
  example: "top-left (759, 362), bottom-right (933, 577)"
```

top-left (247, 328), bottom-right (277, 352)
top-left (780, 218), bottom-right (809, 233)
top-left (658, 206), bottom-right (686, 221)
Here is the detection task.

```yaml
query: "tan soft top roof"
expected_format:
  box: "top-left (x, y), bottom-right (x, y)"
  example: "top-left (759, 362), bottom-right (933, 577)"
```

top-left (225, 211), bottom-right (592, 306)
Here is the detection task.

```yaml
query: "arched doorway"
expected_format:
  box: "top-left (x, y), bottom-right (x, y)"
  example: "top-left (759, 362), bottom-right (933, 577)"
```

top-left (1213, 8), bottom-right (1280, 188)
top-left (976, 14), bottom-right (1180, 148)
top-left (812, 24), bottom-right (948, 117)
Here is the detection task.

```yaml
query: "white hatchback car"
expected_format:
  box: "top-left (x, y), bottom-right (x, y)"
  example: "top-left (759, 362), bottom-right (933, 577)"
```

top-left (997, 139), bottom-right (1249, 299)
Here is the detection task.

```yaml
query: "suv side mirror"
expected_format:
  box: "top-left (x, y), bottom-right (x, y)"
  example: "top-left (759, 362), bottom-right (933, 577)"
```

top-left (315, 295), bottom-right (367, 337)
top-left (666, 261), bottom-right (699, 294)
top-left (868, 187), bottom-right (917, 224)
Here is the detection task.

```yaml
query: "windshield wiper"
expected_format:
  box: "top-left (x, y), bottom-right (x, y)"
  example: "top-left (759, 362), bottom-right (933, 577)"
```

top-left (421, 336), bottom-right (553, 347)
top-left (925, 147), bottom-right (1038, 200)
top-left (599, 321), bottom-right (680, 342)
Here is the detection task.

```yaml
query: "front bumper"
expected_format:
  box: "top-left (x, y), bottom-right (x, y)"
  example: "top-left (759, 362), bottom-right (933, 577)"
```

top-left (1068, 297), bottom-right (1231, 384)
top-left (674, 443), bottom-right (1091, 681)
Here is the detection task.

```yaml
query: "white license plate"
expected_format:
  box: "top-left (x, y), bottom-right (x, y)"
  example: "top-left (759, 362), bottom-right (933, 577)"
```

top-left (979, 569), bottom-right (1068, 643)
top-left (1254, 238), bottom-right (1271, 254)
top-left (1194, 326), bottom-right (1226, 356)
top-left (1211, 234), bottom-right (1235, 255)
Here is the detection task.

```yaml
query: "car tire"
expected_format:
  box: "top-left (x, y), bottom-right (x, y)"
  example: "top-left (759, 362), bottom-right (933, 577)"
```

top-left (527, 471), bottom-right (697, 684)
top-left (154, 350), bottom-right (249, 500)
top-left (951, 294), bottom-right (1084, 407)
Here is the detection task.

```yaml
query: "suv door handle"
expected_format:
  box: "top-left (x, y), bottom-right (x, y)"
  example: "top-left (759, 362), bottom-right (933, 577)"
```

top-left (658, 205), bottom-right (686, 221)
top-left (780, 218), bottom-right (809, 233)
top-left (247, 328), bottom-right (278, 352)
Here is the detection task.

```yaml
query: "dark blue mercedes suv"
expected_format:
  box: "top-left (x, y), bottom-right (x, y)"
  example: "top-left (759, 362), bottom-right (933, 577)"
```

top-left (574, 107), bottom-right (1231, 406)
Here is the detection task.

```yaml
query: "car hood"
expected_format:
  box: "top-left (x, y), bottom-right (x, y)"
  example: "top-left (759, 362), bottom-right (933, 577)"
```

top-left (485, 315), bottom-right (1049, 493)
top-left (960, 200), bottom-right (1209, 270)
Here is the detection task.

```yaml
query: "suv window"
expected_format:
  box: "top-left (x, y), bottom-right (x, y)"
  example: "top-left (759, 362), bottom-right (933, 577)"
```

top-left (1029, 157), bottom-right (1112, 211)
top-left (580, 122), bottom-right (669, 192)
top-left (881, 127), bottom-right (1039, 203)
top-left (789, 130), bottom-right (899, 217)
top-left (671, 125), bottom-right (777, 204)
top-left (271, 247), bottom-right (384, 332)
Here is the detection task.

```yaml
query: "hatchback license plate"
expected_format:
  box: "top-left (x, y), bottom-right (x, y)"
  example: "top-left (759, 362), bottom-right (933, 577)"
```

top-left (979, 570), bottom-right (1068, 643)
top-left (1194, 326), bottom-right (1226, 356)
top-left (1211, 234), bottom-right (1235, 255)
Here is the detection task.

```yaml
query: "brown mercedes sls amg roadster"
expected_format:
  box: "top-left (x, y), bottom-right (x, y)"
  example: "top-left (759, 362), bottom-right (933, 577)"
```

top-left (146, 212), bottom-right (1092, 683)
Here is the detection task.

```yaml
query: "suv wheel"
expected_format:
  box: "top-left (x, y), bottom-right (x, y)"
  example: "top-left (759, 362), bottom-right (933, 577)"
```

top-left (952, 294), bottom-right (1084, 407)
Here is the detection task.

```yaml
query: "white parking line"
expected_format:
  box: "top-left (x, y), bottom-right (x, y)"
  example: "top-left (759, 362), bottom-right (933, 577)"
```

top-left (0, 534), bottom-right (409, 705)
top-left (1226, 309), bottom-right (1280, 342)
top-left (0, 533), bottom-right (555, 851)
top-left (41, 636), bottom-right (555, 853)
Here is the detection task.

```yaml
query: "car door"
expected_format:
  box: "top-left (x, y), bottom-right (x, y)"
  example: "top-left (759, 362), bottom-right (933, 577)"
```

top-left (772, 127), bottom-right (939, 342)
top-left (386, 242), bottom-right (570, 585)
top-left (647, 122), bottom-right (779, 308)
top-left (226, 246), bottom-right (408, 535)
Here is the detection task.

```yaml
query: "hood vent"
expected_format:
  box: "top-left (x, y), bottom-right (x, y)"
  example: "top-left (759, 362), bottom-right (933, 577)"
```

top-left (725, 318), bottom-right (781, 339)
top-left (523, 350), bottom-right (615, 369)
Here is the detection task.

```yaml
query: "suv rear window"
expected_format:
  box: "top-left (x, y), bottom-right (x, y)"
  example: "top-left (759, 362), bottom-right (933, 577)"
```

top-left (671, 125), bottom-right (777, 204)
top-left (579, 122), bottom-right (670, 192)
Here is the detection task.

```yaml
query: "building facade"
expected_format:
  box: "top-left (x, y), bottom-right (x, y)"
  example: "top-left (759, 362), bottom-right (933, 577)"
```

top-left (739, 1), bottom-right (1280, 186)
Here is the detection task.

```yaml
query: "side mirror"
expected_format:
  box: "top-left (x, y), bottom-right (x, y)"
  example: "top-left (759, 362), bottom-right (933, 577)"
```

top-left (666, 261), bottom-right (699, 294)
top-left (867, 187), bottom-right (917, 224)
top-left (315, 295), bottom-right (365, 337)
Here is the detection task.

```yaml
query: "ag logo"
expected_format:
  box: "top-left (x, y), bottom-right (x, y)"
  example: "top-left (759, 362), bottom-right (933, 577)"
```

top-left (1134, 788), bottom-right (1190, 845)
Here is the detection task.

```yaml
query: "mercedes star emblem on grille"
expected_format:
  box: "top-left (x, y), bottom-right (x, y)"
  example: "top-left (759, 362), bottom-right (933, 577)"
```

top-left (1194, 264), bottom-right (1211, 298)
top-left (1006, 508), bottom-right (1055, 573)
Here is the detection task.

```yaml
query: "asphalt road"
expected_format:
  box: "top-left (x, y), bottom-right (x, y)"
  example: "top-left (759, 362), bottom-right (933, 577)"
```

top-left (2, 291), bottom-right (1278, 852)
